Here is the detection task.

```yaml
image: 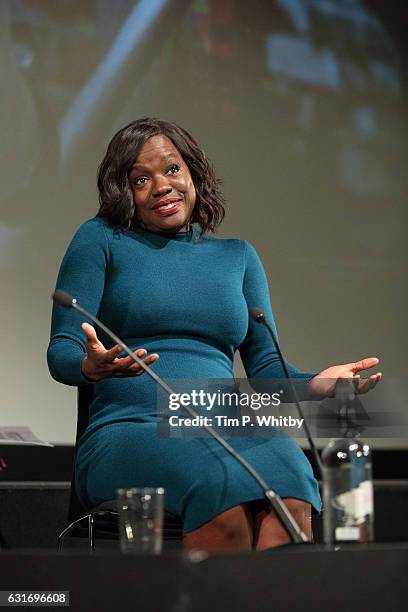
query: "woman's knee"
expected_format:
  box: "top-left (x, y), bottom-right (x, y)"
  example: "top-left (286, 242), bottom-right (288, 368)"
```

top-left (283, 498), bottom-right (312, 539)
top-left (210, 504), bottom-right (253, 541)
top-left (252, 497), bottom-right (313, 550)
top-left (183, 504), bottom-right (253, 552)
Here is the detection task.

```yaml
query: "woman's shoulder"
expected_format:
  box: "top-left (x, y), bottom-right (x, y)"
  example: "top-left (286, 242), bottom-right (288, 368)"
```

top-left (63, 217), bottom-right (113, 257)
top-left (203, 234), bottom-right (260, 260)
top-left (75, 216), bottom-right (108, 234)
top-left (202, 233), bottom-right (248, 250)
top-left (70, 216), bottom-right (115, 243)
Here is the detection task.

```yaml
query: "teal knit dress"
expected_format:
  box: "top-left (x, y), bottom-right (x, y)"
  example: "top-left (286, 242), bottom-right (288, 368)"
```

top-left (47, 218), bottom-right (321, 533)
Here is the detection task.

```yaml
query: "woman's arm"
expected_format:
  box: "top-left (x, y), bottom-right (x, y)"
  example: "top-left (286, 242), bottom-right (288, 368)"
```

top-left (47, 219), bottom-right (110, 386)
top-left (238, 241), bottom-right (381, 400)
top-left (239, 241), bottom-right (313, 379)
top-left (47, 218), bottom-right (159, 386)
top-left (238, 241), bottom-right (314, 400)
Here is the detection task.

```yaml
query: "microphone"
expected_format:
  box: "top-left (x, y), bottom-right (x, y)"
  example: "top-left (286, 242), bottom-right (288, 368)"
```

top-left (249, 306), bottom-right (323, 479)
top-left (53, 289), bottom-right (75, 309)
top-left (52, 289), bottom-right (308, 544)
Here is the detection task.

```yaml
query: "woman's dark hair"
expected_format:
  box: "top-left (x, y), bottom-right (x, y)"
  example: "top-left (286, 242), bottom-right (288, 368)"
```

top-left (96, 118), bottom-right (225, 235)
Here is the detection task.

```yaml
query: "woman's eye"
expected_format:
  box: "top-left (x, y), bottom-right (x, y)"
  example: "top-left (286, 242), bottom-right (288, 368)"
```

top-left (133, 176), bottom-right (147, 186)
top-left (131, 164), bottom-right (179, 186)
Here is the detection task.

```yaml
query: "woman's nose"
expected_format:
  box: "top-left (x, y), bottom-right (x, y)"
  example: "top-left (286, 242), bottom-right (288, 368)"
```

top-left (153, 176), bottom-right (172, 196)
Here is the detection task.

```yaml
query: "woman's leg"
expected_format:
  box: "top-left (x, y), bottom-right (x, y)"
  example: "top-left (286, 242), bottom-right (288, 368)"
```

top-left (252, 497), bottom-right (313, 551)
top-left (182, 503), bottom-right (254, 553)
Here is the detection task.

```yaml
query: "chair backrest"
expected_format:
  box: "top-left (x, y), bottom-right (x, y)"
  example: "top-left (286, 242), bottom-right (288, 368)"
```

top-left (67, 384), bottom-right (94, 523)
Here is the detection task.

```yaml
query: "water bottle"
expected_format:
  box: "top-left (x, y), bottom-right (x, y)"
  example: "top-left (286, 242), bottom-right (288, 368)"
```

top-left (322, 380), bottom-right (374, 544)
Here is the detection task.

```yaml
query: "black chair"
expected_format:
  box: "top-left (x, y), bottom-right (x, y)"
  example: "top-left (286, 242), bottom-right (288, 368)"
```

top-left (57, 384), bottom-right (183, 552)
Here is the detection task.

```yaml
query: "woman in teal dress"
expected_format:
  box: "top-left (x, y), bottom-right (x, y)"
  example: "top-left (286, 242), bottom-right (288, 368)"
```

top-left (47, 118), bottom-right (381, 552)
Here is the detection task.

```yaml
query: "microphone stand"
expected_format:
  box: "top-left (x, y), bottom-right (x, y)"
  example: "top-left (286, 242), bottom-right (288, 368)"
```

top-left (52, 289), bottom-right (308, 544)
top-left (249, 307), bottom-right (323, 479)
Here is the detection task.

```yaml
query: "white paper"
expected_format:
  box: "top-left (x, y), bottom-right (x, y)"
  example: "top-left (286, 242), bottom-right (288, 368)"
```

top-left (0, 426), bottom-right (54, 447)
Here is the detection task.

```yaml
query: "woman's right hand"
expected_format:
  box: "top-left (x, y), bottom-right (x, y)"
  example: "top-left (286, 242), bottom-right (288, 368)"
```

top-left (80, 322), bottom-right (159, 381)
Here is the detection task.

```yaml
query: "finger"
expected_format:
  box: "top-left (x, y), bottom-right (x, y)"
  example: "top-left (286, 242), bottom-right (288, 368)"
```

top-left (367, 373), bottom-right (382, 388)
top-left (355, 374), bottom-right (379, 394)
top-left (132, 353), bottom-right (159, 370)
top-left (350, 357), bottom-right (379, 373)
top-left (112, 354), bottom-right (159, 377)
top-left (106, 345), bottom-right (147, 362)
top-left (367, 378), bottom-right (378, 392)
top-left (113, 352), bottom-right (158, 375)
top-left (104, 344), bottom-right (126, 361)
top-left (114, 349), bottom-right (149, 366)
top-left (134, 354), bottom-right (159, 374)
top-left (82, 322), bottom-right (103, 351)
top-left (354, 380), bottom-right (370, 394)
top-left (371, 372), bottom-right (382, 386)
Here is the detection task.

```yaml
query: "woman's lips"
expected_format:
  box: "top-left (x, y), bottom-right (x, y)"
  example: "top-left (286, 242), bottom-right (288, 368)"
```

top-left (153, 200), bottom-right (181, 216)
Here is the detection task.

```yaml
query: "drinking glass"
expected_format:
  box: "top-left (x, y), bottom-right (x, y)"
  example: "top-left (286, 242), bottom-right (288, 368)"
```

top-left (117, 487), bottom-right (165, 554)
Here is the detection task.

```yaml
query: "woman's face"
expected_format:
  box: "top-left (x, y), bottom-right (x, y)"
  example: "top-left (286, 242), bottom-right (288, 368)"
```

top-left (129, 134), bottom-right (196, 233)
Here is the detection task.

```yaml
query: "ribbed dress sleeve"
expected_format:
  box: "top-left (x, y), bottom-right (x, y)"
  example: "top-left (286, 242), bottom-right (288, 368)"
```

top-left (238, 241), bottom-right (315, 398)
top-left (47, 219), bottom-right (109, 386)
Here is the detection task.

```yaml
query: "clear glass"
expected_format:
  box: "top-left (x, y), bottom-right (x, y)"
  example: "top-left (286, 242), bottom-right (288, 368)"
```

top-left (322, 438), bottom-right (374, 545)
top-left (116, 487), bottom-right (165, 554)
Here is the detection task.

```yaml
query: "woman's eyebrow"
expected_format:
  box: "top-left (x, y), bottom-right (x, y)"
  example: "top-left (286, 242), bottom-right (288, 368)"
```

top-left (131, 152), bottom-right (180, 171)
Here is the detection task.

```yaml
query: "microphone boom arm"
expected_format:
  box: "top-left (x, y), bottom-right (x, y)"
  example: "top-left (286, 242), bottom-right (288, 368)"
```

top-left (249, 307), bottom-right (323, 479)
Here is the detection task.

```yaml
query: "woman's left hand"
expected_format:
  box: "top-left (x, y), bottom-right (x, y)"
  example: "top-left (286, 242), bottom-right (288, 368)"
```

top-left (308, 357), bottom-right (382, 399)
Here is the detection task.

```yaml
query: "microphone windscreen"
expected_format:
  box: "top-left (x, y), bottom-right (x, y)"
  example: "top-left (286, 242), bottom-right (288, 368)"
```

top-left (248, 306), bottom-right (264, 322)
top-left (52, 289), bottom-right (74, 308)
